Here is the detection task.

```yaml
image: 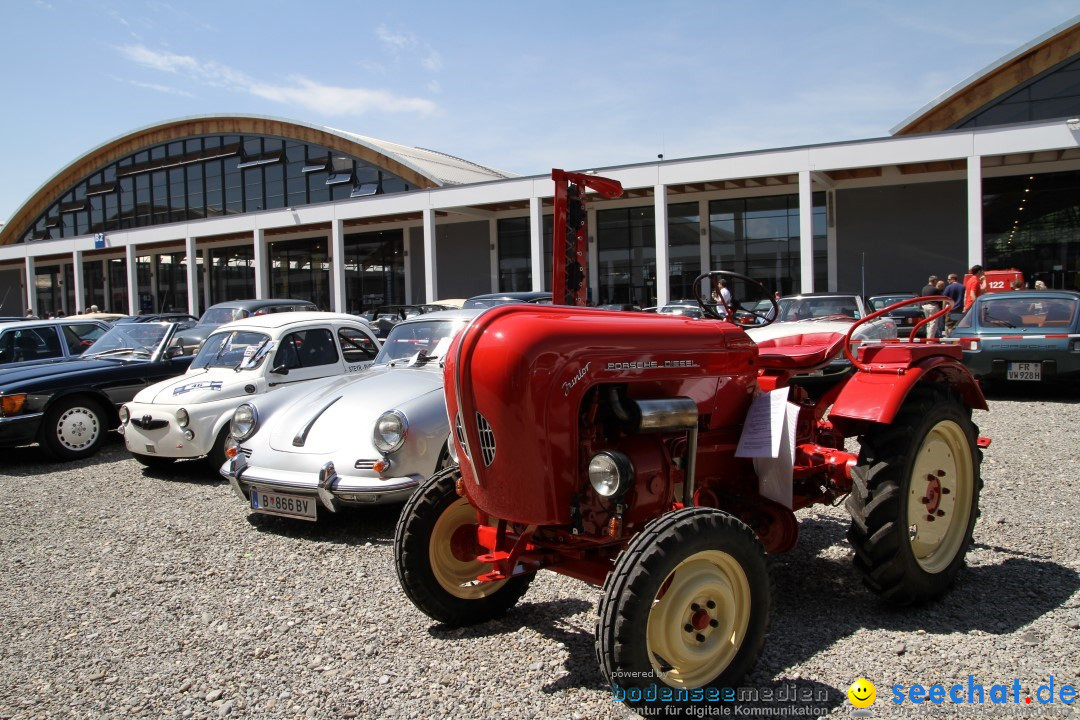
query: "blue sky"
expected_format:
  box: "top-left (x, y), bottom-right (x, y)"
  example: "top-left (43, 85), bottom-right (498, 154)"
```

top-left (1, 0), bottom-right (1078, 224)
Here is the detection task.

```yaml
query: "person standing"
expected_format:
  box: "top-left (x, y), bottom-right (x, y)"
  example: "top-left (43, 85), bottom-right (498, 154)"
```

top-left (942, 273), bottom-right (964, 333)
top-left (919, 275), bottom-right (940, 338)
top-left (964, 265), bottom-right (986, 311)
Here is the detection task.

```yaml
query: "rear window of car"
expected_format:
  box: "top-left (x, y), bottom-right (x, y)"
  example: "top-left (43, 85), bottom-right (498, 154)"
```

top-left (199, 307), bottom-right (246, 325)
top-left (375, 320), bottom-right (463, 364)
top-left (974, 297), bottom-right (1077, 329)
top-left (338, 327), bottom-right (378, 363)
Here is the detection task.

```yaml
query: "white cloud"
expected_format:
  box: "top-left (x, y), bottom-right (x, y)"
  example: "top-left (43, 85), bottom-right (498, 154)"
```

top-left (376, 24), bottom-right (443, 73)
top-left (115, 44), bottom-right (436, 117)
top-left (427, 79), bottom-right (442, 94)
top-left (129, 80), bottom-right (195, 98)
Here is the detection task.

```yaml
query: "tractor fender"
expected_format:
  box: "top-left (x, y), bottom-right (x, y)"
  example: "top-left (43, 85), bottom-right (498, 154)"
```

top-left (829, 356), bottom-right (987, 429)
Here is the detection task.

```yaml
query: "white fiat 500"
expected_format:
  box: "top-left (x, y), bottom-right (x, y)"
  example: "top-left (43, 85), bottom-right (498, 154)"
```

top-left (120, 312), bottom-right (380, 470)
top-left (220, 309), bottom-right (479, 522)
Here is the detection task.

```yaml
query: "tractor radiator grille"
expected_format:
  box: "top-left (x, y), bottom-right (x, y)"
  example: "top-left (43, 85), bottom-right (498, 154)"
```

top-left (475, 412), bottom-right (496, 467)
top-left (454, 415), bottom-right (470, 460)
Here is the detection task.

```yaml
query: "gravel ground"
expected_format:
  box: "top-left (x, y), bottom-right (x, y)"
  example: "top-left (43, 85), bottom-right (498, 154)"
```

top-left (1, 385), bottom-right (1078, 720)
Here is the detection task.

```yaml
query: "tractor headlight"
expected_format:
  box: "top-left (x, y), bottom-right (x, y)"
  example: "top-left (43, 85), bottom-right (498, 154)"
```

top-left (588, 451), bottom-right (634, 498)
top-left (373, 410), bottom-right (408, 453)
top-left (231, 403), bottom-right (258, 441)
top-left (118, 405), bottom-right (130, 425)
top-left (176, 408), bottom-right (190, 428)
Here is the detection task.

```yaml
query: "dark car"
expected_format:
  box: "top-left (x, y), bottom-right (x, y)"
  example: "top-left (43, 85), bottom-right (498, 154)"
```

top-left (948, 290), bottom-right (1080, 385)
top-left (0, 318), bottom-right (110, 372)
top-left (0, 321), bottom-right (195, 460)
top-left (462, 292), bottom-right (552, 309)
top-left (173, 299), bottom-right (319, 351)
top-left (868, 293), bottom-right (929, 336)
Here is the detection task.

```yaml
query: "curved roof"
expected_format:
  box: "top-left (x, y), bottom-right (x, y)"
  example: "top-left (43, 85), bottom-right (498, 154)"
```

top-left (892, 15), bottom-right (1080, 135)
top-left (0, 113), bottom-right (513, 246)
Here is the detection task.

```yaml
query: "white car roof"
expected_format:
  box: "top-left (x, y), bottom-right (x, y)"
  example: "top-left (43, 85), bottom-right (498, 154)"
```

top-left (212, 311), bottom-right (371, 333)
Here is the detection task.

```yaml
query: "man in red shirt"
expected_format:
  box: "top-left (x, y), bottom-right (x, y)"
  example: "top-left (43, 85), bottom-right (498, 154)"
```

top-left (964, 265), bottom-right (986, 311)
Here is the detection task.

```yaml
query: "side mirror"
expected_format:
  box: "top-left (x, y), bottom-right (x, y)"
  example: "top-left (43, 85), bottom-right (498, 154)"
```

top-left (166, 343), bottom-right (185, 358)
top-left (270, 364), bottom-right (290, 376)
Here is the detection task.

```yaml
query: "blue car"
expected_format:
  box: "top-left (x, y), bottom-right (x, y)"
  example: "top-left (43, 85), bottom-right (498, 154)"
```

top-left (948, 290), bottom-right (1080, 384)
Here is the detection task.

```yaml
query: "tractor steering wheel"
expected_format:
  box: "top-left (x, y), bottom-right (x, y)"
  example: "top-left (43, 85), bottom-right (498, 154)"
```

top-left (692, 270), bottom-right (779, 327)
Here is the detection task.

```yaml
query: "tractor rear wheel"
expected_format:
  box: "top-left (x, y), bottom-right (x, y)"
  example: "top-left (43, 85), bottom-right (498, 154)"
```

top-left (846, 384), bottom-right (982, 604)
top-left (596, 507), bottom-right (770, 708)
top-left (394, 467), bottom-right (533, 627)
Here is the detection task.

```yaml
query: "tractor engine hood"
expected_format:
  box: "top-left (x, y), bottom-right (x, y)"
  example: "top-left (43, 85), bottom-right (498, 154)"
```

top-left (444, 304), bottom-right (759, 526)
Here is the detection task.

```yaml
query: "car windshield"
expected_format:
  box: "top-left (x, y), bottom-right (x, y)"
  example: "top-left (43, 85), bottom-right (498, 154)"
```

top-left (82, 323), bottom-right (171, 359)
top-left (375, 320), bottom-right (465, 364)
top-left (199, 307), bottom-right (247, 325)
top-left (191, 330), bottom-right (272, 370)
top-left (658, 305), bottom-right (703, 318)
top-left (777, 297), bottom-right (860, 321)
top-left (975, 296), bottom-right (1077, 329)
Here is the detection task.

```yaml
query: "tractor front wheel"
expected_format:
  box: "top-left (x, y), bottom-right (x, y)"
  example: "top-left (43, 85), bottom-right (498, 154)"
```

top-left (394, 467), bottom-right (533, 627)
top-left (596, 507), bottom-right (770, 707)
top-left (846, 385), bottom-right (982, 604)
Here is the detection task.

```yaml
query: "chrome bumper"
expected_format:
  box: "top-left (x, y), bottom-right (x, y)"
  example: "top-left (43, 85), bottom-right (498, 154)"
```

top-left (221, 453), bottom-right (420, 510)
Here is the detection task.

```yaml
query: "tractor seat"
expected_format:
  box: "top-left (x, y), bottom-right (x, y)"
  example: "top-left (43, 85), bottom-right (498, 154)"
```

top-left (755, 331), bottom-right (848, 371)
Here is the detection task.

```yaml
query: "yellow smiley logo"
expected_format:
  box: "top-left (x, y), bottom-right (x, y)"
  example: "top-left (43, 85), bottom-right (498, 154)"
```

top-left (847, 678), bottom-right (876, 708)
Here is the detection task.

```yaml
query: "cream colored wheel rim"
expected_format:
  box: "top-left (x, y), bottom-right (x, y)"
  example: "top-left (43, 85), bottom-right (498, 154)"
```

top-left (907, 419), bottom-right (974, 574)
top-left (428, 498), bottom-right (508, 600)
top-left (646, 550), bottom-right (751, 688)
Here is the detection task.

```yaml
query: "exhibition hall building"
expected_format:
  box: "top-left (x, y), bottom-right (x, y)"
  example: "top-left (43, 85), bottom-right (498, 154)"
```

top-left (2, 17), bottom-right (1080, 317)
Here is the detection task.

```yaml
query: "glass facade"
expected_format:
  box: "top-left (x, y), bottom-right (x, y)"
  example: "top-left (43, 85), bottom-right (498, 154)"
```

top-left (343, 229), bottom-right (405, 313)
top-left (709, 193), bottom-right (827, 298)
top-left (596, 206), bottom-right (657, 307)
top-left (155, 253), bottom-right (193, 314)
top-left (668, 202), bottom-right (702, 301)
top-left (35, 267), bottom-right (62, 316)
top-left (108, 257), bottom-right (128, 313)
top-left (209, 246), bottom-right (256, 305)
top-left (983, 169), bottom-right (1080, 290)
top-left (955, 56), bottom-right (1080, 130)
top-left (271, 237), bottom-right (330, 310)
top-left (19, 134), bottom-right (416, 244)
top-left (496, 216), bottom-right (554, 292)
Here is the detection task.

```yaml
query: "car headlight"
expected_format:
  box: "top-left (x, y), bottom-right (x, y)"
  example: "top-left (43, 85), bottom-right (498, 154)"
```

top-left (588, 451), bottom-right (634, 498)
top-left (176, 408), bottom-right (190, 428)
top-left (373, 410), bottom-right (408, 453)
top-left (118, 404), bottom-right (130, 425)
top-left (231, 403), bottom-right (258, 441)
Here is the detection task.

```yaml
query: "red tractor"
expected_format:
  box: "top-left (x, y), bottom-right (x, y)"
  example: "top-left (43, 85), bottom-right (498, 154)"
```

top-left (394, 171), bottom-right (987, 710)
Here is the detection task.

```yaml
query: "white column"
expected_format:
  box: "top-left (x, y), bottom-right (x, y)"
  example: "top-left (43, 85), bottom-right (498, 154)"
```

top-left (185, 236), bottom-right (199, 316)
top-left (125, 244), bottom-right (138, 315)
top-left (826, 191), bottom-right (838, 292)
top-left (798, 170), bottom-right (814, 293)
top-left (529, 196), bottom-right (543, 292)
top-left (422, 208), bottom-right (437, 302)
top-left (967, 156), bottom-right (983, 269)
top-left (654, 184), bottom-right (669, 307)
top-left (24, 255), bottom-right (37, 317)
top-left (403, 231), bottom-right (413, 304)
top-left (254, 229), bottom-right (267, 298)
top-left (587, 206), bottom-right (599, 303)
top-left (202, 248), bottom-right (211, 311)
top-left (331, 219), bottom-right (346, 312)
top-left (70, 253), bottom-right (85, 314)
top-left (488, 219), bottom-right (499, 292)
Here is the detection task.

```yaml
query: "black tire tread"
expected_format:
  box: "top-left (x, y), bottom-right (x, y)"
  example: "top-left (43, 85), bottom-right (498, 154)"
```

top-left (394, 467), bottom-right (532, 627)
top-left (595, 507), bottom-right (771, 707)
top-left (846, 384), bottom-right (983, 605)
